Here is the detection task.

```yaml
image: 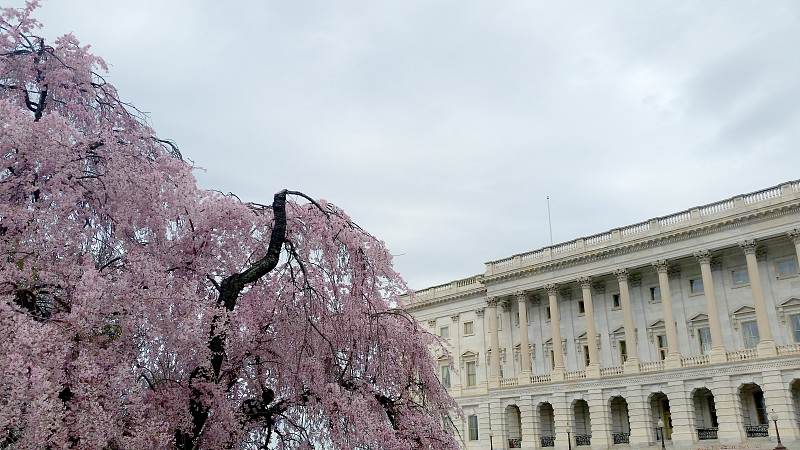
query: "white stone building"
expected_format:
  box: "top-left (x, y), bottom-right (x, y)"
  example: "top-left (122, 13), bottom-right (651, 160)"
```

top-left (407, 181), bottom-right (800, 449)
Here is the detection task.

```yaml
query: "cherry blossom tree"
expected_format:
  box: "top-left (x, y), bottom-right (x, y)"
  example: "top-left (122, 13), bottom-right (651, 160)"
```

top-left (0, 3), bottom-right (458, 448)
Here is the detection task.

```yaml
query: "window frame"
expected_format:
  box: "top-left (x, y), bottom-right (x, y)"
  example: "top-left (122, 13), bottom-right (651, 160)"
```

top-left (689, 277), bottom-right (704, 294)
top-left (649, 286), bottom-right (661, 302)
top-left (730, 268), bottom-right (750, 287)
top-left (468, 415), bottom-right (479, 441)
top-left (463, 321), bottom-right (474, 336)
top-left (698, 327), bottom-right (712, 355)
top-left (611, 293), bottom-right (621, 309)
top-left (742, 320), bottom-right (760, 349)
top-left (465, 361), bottom-right (477, 387)
top-left (439, 326), bottom-right (449, 339)
top-left (441, 365), bottom-right (451, 389)
top-left (777, 258), bottom-right (798, 278)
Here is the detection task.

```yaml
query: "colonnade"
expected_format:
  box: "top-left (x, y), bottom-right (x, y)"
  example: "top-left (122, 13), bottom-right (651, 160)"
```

top-left (483, 233), bottom-right (800, 384)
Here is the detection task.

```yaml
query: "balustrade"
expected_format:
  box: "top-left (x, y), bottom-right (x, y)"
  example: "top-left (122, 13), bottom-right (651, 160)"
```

top-left (681, 354), bottom-right (710, 367)
top-left (565, 369), bottom-right (587, 380)
top-left (744, 425), bottom-right (769, 437)
top-left (612, 433), bottom-right (630, 444)
top-left (697, 428), bottom-right (718, 440)
top-left (778, 343), bottom-right (800, 356)
top-left (499, 377), bottom-right (518, 387)
top-left (600, 365), bottom-right (624, 376)
top-left (639, 361), bottom-right (664, 373)
top-left (726, 348), bottom-right (758, 362)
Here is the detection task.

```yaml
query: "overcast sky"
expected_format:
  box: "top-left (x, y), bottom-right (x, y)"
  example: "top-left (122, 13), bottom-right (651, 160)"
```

top-left (18, 0), bottom-right (800, 289)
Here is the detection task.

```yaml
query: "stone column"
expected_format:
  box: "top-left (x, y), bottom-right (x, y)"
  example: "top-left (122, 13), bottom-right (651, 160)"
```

top-left (515, 291), bottom-right (532, 383)
top-left (667, 380), bottom-right (696, 447)
top-left (487, 297), bottom-right (501, 387)
top-left (653, 260), bottom-right (682, 369)
top-left (578, 277), bottom-right (601, 378)
top-left (546, 284), bottom-right (565, 381)
top-left (739, 239), bottom-right (777, 357)
top-left (614, 269), bottom-right (640, 373)
top-left (449, 313), bottom-right (462, 396)
top-left (694, 250), bottom-right (727, 363)
top-left (789, 229), bottom-right (800, 272)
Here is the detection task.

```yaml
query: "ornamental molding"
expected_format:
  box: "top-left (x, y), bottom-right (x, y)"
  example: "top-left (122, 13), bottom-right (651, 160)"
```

top-left (694, 250), bottom-right (712, 264)
top-left (475, 307), bottom-right (485, 318)
top-left (478, 202), bottom-right (800, 286)
top-left (451, 313), bottom-right (460, 323)
top-left (578, 276), bottom-right (592, 289)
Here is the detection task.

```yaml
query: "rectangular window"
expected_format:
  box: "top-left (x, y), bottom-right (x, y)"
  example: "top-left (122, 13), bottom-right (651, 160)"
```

top-left (779, 259), bottom-right (797, 277)
top-left (546, 307), bottom-right (551, 320)
top-left (441, 366), bottom-right (451, 389)
top-left (657, 335), bottom-right (667, 360)
top-left (468, 415), bottom-right (479, 441)
top-left (612, 294), bottom-right (621, 308)
top-left (550, 350), bottom-right (555, 369)
top-left (754, 391), bottom-right (768, 425)
top-left (515, 312), bottom-right (520, 326)
top-left (463, 321), bottom-right (474, 336)
top-left (698, 327), bottom-right (712, 355)
top-left (690, 278), bottom-right (704, 293)
top-left (731, 269), bottom-right (749, 286)
top-left (619, 340), bottom-right (628, 363)
top-left (578, 301), bottom-right (585, 314)
top-left (650, 286), bottom-right (661, 301)
top-left (466, 361), bottom-right (477, 386)
top-left (583, 345), bottom-right (590, 367)
top-left (792, 315), bottom-right (800, 343)
top-left (439, 326), bottom-right (449, 339)
top-left (742, 321), bottom-right (760, 349)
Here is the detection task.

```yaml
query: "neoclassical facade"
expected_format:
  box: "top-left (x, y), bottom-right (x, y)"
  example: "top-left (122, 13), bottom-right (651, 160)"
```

top-left (406, 181), bottom-right (800, 449)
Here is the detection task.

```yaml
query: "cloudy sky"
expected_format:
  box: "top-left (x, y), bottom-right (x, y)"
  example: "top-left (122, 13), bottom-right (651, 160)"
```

top-left (18, 0), bottom-right (800, 289)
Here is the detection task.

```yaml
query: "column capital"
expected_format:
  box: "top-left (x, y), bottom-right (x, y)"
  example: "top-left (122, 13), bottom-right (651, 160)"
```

top-left (427, 318), bottom-right (436, 327)
top-left (545, 283), bottom-right (558, 296)
top-left (500, 300), bottom-right (511, 312)
top-left (475, 307), bottom-right (485, 317)
top-left (578, 276), bottom-right (592, 289)
top-left (789, 229), bottom-right (800, 245)
top-left (693, 249), bottom-right (712, 264)
top-left (652, 259), bottom-right (669, 274)
top-left (613, 268), bottom-right (628, 282)
top-left (486, 296), bottom-right (500, 307)
top-left (739, 239), bottom-right (757, 255)
top-left (514, 290), bottom-right (527, 302)
top-left (450, 313), bottom-right (460, 323)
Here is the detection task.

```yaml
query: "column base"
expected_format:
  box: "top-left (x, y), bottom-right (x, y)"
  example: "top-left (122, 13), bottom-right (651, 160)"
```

top-left (550, 368), bottom-right (565, 382)
top-left (488, 376), bottom-right (500, 389)
top-left (518, 371), bottom-right (532, 385)
top-left (758, 340), bottom-right (777, 358)
top-left (623, 358), bottom-right (640, 374)
top-left (664, 353), bottom-right (682, 370)
top-left (709, 347), bottom-right (727, 364)
top-left (585, 364), bottom-right (601, 378)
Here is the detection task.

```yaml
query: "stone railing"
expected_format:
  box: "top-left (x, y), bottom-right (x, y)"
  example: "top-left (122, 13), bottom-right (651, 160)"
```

top-left (483, 180), bottom-right (800, 276)
top-left (406, 275), bottom-right (483, 306)
top-left (778, 343), bottom-right (800, 356)
top-left (565, 369), bottom-right (587, 381)
top-left (639, 360), bottom-right (664, 373)
top-left (500, 377), bottom-right (519, 387)
top-left (681, 354), bottom-right (710, 368)
top-left (727, 348), bottom-right (758, 362)
top-left (600, 365), bottom-right (623, 377)
top-left (531, 373), bottom-right (552, 384)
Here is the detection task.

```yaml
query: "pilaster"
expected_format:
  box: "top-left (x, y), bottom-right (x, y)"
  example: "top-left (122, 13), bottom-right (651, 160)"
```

top-left (713, 375), bottom-right (745, 444)
top-left (762, 370), bottom-right (799, 442)
top-left (579, 277), bottom-right (601, 378)
top-left (587, 388), bottom-right (612, 448)
top-left (626, 384), bottom-right (651, 446)
top-left (653, 259), bottom-right (682, 369)
top-left (518, 396), bottom-right (537, 450)
top-left (667, 380), bottom-right (696, 447)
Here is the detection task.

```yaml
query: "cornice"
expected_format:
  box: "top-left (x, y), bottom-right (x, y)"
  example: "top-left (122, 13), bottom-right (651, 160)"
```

top-left (481, 202), bottom-right (800, 286)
